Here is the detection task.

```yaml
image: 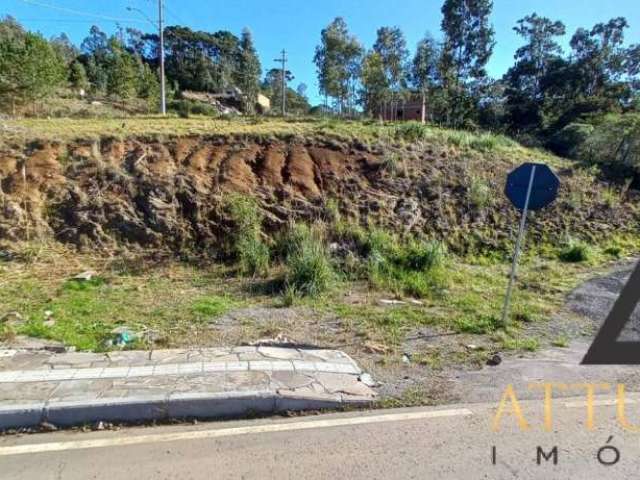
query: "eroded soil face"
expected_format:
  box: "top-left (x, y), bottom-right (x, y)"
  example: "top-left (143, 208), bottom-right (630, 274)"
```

top-left (1, 135), bottom-right (637, 255)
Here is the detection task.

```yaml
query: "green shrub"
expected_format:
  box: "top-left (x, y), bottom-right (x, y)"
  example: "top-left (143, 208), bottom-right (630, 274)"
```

top-left (558, 239), bottom-right (592, 263)
top-left (469, 134), bottom-right (498, 151)
top-left (225, 194), bottom-right (270, 276)
top-left (174, 100), bottom-right (191, 118)
top-left (366, 234), bottom-right (447, 298)
top-left (226, 194), bottom-right (261, 236)
top-left (283, 224), bottom-right (334, 296)
top-left (548, 123), bottom-right (595, 158)
top-left (579, 114), bottom-right (640, 171)
top-left (169, 100), bottom-right (220, 118)
top-left (281, 284), bottom-right (299, 307)
top-left (394, 122), bottom-right (429, 142)
top-left (467, 175), bottom-right (492, 209)
top-left (237, 235), bottom-right (270, 276)
top-left (381, 151), bottom-right (401, 174)
top-left (604, 245), bottom-right (623, 258)
top-left (396, 240), bottom-right (446, 272)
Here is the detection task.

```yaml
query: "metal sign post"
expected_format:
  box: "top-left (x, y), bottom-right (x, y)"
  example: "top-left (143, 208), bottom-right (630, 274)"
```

top-left (501, 162), bottom-right (559, 329)
top-left (500, 166), bottom-right (536, 327)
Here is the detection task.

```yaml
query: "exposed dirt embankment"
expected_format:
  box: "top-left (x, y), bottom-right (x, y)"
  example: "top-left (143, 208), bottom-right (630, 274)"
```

top-left (0, 135), bottom-right (637, 253)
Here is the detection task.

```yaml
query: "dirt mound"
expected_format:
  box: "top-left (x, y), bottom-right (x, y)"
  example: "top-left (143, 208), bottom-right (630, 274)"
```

top-left (0, 135), bottom-right (638, 254)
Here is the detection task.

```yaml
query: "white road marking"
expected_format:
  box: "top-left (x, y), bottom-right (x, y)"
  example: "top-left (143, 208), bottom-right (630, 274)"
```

top-left (0, 408), bottom-right (473, 457)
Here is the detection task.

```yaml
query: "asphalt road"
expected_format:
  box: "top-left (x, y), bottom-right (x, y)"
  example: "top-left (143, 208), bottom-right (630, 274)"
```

top-left (2, 394), bottom-right (640, 479)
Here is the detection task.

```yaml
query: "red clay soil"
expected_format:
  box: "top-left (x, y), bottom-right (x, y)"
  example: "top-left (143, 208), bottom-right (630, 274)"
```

top-left (0, 135), bottom-right (637, 254)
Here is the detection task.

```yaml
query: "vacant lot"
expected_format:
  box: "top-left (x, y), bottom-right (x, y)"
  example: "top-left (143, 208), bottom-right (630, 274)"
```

top-left (1, 117), bottom-right (638, 403)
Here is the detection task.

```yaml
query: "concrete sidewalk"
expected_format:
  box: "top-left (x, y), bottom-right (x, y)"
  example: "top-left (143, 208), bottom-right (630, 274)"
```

top-left (0, 346), bottom-right (376, 430)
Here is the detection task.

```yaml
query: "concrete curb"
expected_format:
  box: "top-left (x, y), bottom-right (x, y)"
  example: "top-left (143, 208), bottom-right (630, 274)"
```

top-left (0, 391), bottom-right (374, 430)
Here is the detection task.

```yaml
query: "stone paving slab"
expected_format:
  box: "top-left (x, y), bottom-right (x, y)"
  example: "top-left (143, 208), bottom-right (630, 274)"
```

top-left (0, 347), bottom-right (375, 430)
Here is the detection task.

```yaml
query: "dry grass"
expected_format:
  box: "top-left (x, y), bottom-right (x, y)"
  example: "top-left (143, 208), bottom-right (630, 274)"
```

top-left (1, 116), bottom-right (562, 168)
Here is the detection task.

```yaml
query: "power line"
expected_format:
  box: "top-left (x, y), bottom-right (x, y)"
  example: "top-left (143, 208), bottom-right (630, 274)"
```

top-left (15, 17), bottom-right (144, 25)
top-left (138, 0), bottom-right (185, 26)
top-left (164, 3), bottom-right (187, 25)
top-left (17, 0), bottom-right (145, 24)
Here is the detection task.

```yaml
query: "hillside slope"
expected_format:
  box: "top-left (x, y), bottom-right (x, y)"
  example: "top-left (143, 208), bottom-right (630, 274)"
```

top-left (0, 120), bottom-right (638, 255)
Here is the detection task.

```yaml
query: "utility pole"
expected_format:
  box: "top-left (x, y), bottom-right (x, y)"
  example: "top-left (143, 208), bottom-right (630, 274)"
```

top-left (126, 3), bottom-right (165, 115)
top-left (158, 0), bottom-right (166, 115)
top-left (274, 49), bottom-right (287, 116)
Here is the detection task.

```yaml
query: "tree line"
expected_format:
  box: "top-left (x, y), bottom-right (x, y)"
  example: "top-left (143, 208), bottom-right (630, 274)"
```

top-left (314, 0), bottom-right (639, 147)
top-left (1, 0), bottom-right (639, 154)
top-left (0, 16), bottom-right (311, 115)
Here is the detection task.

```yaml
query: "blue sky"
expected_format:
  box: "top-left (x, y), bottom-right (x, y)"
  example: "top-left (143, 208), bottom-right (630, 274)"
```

top-left (4, 0), bottom-right (640, 104)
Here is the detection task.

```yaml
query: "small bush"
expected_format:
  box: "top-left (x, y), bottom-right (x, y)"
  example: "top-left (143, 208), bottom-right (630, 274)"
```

top-left (469, 134), bottom-right (498, 151)
top-left (604, 244), bottom-right (623, 258)
top-left (558, 239), bottom-right (592, 263)
top-left (548, 123), bottom-right (595, 158)
top-left (381, 151), bottom-right (401, 174)
top-left (225, 194), bottom-right (270, 276)
top-left (281, 284), bottom-right (299, 307)
top-left (394, 122), bottom-right (429, 142)
top-left (169, 99), bottom-right (220, 118)
top-left (397, 240), bottom-right (446, 272)
top-left (366, 235), bottom-right (447, 298)
top-left (226, 194), bottom-right (262, 236)
top-left (175, 100), bottom-right (191, 119)
top-left (283, 224), bottom-right (334, 296)
top-left (467, 175), bottom-right (492, 209)
top-left (237, 235), bottom-right (270, 276)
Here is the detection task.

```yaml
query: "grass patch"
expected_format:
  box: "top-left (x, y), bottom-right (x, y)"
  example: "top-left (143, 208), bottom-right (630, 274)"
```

top-left (551, 336), bottom-right (569, 348)
top-left (494, 331), bottom-right (540, 351)
top-left (61, 276), bottom-right (106, 291)
top-left (466, 174), bottom-right (492, 209)
top-left (226, 194), bottom-right (270, 276)
top-left (282, 224), bottom-right (335, 297)
top-left (558, 238), bottom-right (592, 263)
top-left (454, 314), bottom-right (504, 334)
top-left (191, 295), bottom-right (238, 318)
top-left (342, 228), bottom-right (449, 299)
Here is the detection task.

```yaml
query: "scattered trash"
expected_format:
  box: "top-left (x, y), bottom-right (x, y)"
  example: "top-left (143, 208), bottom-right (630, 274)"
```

top-left (0, 311), bottom-right (23, 325)
top-left (72, 270), bottom-right (97, 282)
top-left (363, 341), bottom-right (390, 354)
top-left (39, 421), bottom-right (57, 432)
top-left (95, 421), bottom-right (105, 431)
top-left (139, 329), bottom-right (161, 345)
top-left (487, 354), bottom-right (502, 366)
top-left (408, 299), bottom-right (424, 306)
top-left (109, 327), bottom-right (138, 347)
top-left (0, 250), bottom-right (16, 261)
top-left (379, 299), bottom-right (406, 306)
top-left (358, 373), bottom-right (378, 387)
top-left (43, 310), bottom-right (55, 327)
top-left (402, 353), bottom-right (411, 364)
top-left (465, 344), bottom-right (481, 351)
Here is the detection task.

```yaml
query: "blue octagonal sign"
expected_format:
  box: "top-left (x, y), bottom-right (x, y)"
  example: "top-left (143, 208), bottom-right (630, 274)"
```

top-left (505, 162), bottom-right (559, 211)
